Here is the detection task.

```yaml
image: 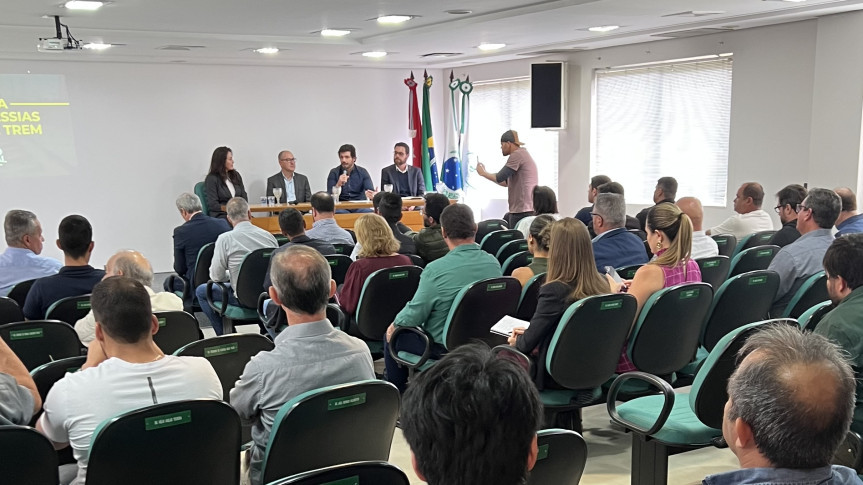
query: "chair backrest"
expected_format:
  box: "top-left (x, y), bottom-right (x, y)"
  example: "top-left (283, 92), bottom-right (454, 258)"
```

top-left (326, 303), bottom-right (346, 330)
top-left (194, 181), bottom-right (209, 215)
top-left (174, 333), bottom-right (275, 402)
top-left (0, 296), bottom-right (23, 325)
top-left (325, 255), bottom-right (353, 286)
top-left (616, 264), bottom-right (644, 280)
top-left (234, 248), bottom-right (276, 308)
top-left (527, 429), bottom-right (588, 485)
top-left (0, 426), bottom-right (59, 485)
top-left (0, 320), bottom-right (83, 370)
top-left (475, 219), bottom-right (508, 243)
top-left (45, 294), bottom-right (92, 325)
top-left (734, 230), bottom-right (777, 256)
top-left (516, 273), bottom-right (546, 320)
top-left (502, 251), bottom-right (533, 277)
top-left (798, 300), bottom-right (833, 332)
top-left (784, 271), bottom-right (829, 319)
top-left (31, 355), bottom-right (86, 403)
top-left (152, 311), bottom-right (204, 354)
top-left (628, 283), bottom-right (714, 375)
top-left (696, 256), bottom-right (730, 290)
top-left (355, 266), bottom-right (423, 341)
top-left (711, 234), bottom-right (738, 257)
top-left (86, 399), bottom-right (240, 485)
top-left (7, 279), bottom-right (36, 308)
top-left (479, 229), bottom-right (523, 258)
top-left (496, 238), bottom-right (529, 264)
top-left (332, 243), bottom-right (354, 255)
top-left (701, 270), bottom-right (780, 351)
top-left (268, 461), bottom-right (410, 485)
top-left (546, 294), bottom-right (637, 390)
top-left (442, 277), bottom-right (521, 349)
top-left (728, 245), bottom-right (780, 278)
top-left (407, 253), bottom-right (426, 268)
top-left (193, 242), bottom-right (216, 288)
top-left (262, 380), bottom-right (400, 484)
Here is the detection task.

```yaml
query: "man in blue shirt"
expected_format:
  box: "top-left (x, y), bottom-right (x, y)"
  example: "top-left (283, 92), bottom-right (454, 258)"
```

top-left (835, 188), bottom-right (863, 237)
top-left (0, 210), bottom-right (63, 296)
top-left (326, 144), bottom-right (374, 213)
top-left (22, 215), bottom-right (105, 320)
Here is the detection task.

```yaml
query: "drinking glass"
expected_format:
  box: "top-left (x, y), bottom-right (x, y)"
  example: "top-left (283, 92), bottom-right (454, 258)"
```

top-left (384, 184), bottom-right (394, 193)
top-left (272, 187), bottom-right (283, 204)
top-left (332, 186), bottom-right (342, 199)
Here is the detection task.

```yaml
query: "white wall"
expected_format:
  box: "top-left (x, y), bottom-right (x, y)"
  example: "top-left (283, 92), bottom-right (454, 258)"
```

top-left (453, 12), bottom-right (863, 230)
top-left (0, 61), bottom-right (444, 271)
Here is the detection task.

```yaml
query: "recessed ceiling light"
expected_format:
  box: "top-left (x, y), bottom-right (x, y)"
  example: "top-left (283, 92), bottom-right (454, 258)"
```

top-left (254, 47), bottom-right (279, 54)
top-left (82, 42), bottom-right (111, 50)
top-left (362, 51), bottom-right (388, 58)
top-left (321, 29), bottom-right (352, 37)
top-left (377, 15), bottom-right (413, 24)
top-left (65, 0), bottom-right (103, 10)
top-left (588, 25), bottom-right (620, 33)
top-left (478, 43), bottom-right (506, 51)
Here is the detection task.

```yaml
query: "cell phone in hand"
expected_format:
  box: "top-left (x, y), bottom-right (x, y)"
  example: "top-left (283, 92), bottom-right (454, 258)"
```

top-left (605, 266), bottom-right (623, 284)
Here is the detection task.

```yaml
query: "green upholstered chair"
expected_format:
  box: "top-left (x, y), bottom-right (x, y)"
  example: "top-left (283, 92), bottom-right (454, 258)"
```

top-left (797, 300), bottom-right (833, 332)
top-left (710, 234), bottom-right (737, 258)
top-left (496, 238), bottom-right (529, 264)
top-left (475, 218), bottom-right (508, 243)
top-left (782, 271), bottom-right (829, 319)
top-left (325, 254), bottom-right (353, 286)
top-left (0, 320), bottom-right (84, 370)
top-left (732, 230), bottom-right (777, 257)
top-left (151, 310), bottom-right (203, 354)
top-left (261, 380), bottom-right (400, 485)
top-left (164, 242), bottom-right (215, 311)
top-left (354, 265), bottom-right (423, 356)
top-left (515, 273), bottom-right (546, 321)
top-left (45, 294), bottom-right (92, 325)
top-left (331, 243), bottom-right (354, 256)
top-left (0, 296), bottom-right (23, 325)
top-left (194, 181), bottom-right (208, 215)
top-left (527, 429), bottom-right (589, 485)
top-left (205, 247), bottom-right (274, 333)
top-left (617, 264), bottom-right (644, 280)
top-left (695, 256), bottom-right (730, 291)
top-left (479, 229), bottom-right (523, 258)
top-left (502, 251), bottom-right (533, 277)
top-left (727, 245), bottom-right (780, 278)
top-left (0, 426), bottom-right (58, 485)
top-left (267, 461), bottom-right (410, 485)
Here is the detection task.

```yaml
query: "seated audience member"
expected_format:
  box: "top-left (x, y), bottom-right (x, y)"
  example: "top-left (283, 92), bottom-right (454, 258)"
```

top-left (0, 209), bottom-right (63, 296)
top-left (770, 184), bottom-right (806, 248)
top-left (363, 192), bottom-right (416, 256)
top-left (703, 324), bottom-right (860, 484)
top-left (412, 193), bottom-right (450, 263)
top-left (170, 192), bottom-right (230, 303)
top-left (275, 208), bottom-right (336, 257)
top-left (636, 176), bottom-right (677, 231)
top-left (835, 187), bottom-right (863, 237)
top-left (676, 196), bottom-right (719, 259)
top-left (231, 246), bottom-right (375, 485)
top-left (37, 277), bottom-right (222, 485)
top-left (305, 191), bottom-right (354, 246)
top-left (575, 175), bottom-right (612, 226)
top-left (613, 203), bottom-right (701, 372)
top-left (338, 214), bottom-right (411, 323)
top-left (815, 234), bottom-right (863, 436)
top-left (266, 150), bottom-right (312, 204)
top-left (204, 146), bottom-right (248, 219)
top-left (379, 142), bottom-right (425, 197)
top-left (592, 193), bottom-right (649, 272)
top-left (76, 250), bottom-right (182, 346)
top-left (509, 218), bottom-right (609, 389)
top-left (23, 215), bottom-right (105, 320)
top-left (384, 204), bottom-right (502, 393)
top-left (195, 197), bottom-right (278, 335)
top-left (0, 335), bottom-right (41, 425)
top-left (401, 344), bottom-right (543, 485)
top-left (586, 182), bottom-right (643, 238)
top-left (768, 188), bottom-right (840, 316)
top-left (707, 182), bottom-right (774, 239)
top-left (512, 215), bottom-right (554, 287)
top-left (515, 186), bottom-right (560, 238)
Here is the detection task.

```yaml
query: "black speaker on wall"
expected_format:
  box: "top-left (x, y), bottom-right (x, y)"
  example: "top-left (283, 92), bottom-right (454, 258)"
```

top-left (531, 62), bottom-right (565, 129)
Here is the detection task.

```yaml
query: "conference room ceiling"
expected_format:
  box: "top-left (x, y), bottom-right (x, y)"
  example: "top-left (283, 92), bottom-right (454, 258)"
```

top-left (1, 0), bottom-right (862, 67)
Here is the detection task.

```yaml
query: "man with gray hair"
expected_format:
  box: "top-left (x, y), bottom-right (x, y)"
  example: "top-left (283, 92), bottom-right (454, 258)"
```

top-left (703, 324), bottom-right (860, 484)
top-left (591, 193), bottom-right (649, 272)
top-left (75, 250), bottom-right (183, 346)
top-left (231, 245), bottom-right (374, 485)
top-left (195, 197), bottom-right (278, 335)
top-left (170, 193), bottom-right (230, 305)
top-left (768, 188), bottom-right (841, 316)
top-left (0, 209), bottom-right (62, 296)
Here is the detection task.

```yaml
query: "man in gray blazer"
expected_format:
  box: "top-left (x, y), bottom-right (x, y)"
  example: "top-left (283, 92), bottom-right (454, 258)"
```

top-left (266, 150), bottom-right (312, 203)
top-left (379, 142), bottom-right (426, 198)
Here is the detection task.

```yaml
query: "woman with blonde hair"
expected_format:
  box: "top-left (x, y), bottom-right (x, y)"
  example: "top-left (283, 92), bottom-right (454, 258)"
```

top-left (508, 218), bottom-right (609, 389)
top-left (337, 214), bottom-right (411, 321)
top-left (511, 214), bottom-right (554, 287)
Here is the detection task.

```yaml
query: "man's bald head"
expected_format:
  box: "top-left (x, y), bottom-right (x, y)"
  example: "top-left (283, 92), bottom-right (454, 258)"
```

top-left (269, 245), bottom-right (332, 316)
top-left (676, 197), bottom-right (704, 231)
top-left (835, 187), bottom-right (857, 213)
top-left (105, 250), bottom-right (154, 287)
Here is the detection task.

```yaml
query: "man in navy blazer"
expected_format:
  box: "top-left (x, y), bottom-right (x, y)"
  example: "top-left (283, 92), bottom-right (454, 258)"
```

top-left (591, 193), bottom-right (648, 273)
top-left (266, 150), bottom-right (312, 203)
top-left (379, 142), bottom-right (426, 197)
top-left (172, 192), bottom-right (231, 287)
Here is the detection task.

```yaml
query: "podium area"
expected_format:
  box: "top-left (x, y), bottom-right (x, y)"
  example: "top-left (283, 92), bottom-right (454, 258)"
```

top-left (247, 198), bottom-right (427, 233)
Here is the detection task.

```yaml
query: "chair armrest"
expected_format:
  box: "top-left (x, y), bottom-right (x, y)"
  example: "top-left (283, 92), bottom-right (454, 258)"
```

top-left (205, 280), bottom-right (230, 317)
top-left (491, 345), bottom-right (532, 376)
top-left (164, 274), bottom-right (189, 299)
top-left (606, 371), bottom-right (675, 436)
top-left (388, 326), bottom-right (432, 369)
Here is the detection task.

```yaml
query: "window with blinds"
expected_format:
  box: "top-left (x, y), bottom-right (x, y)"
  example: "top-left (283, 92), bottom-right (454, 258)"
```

top-left (591, 58), bottom-right (732, 206)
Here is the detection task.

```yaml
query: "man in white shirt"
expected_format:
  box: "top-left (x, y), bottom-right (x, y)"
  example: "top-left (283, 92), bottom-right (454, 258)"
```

top-left (195, 197), bottom-right (279, 335)
top-left (37, 276), bottom-right (222, 485)
top-left (0, 210), bottom-right (63, 296)
top-left (707, 182), bottom-right (774, 239)
top-left (75, 250), bottom-right (183, 346)
top-left (677, 196), bottom-right (719, 260)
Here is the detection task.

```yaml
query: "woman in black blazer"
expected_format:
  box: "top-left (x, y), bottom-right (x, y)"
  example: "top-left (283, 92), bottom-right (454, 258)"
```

top-left (204, 146), bottom-right (248, 219)
top-left (508, 218), bottom-right (609, 390)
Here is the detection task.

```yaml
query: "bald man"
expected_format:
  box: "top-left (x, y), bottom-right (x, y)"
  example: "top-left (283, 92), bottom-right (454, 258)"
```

top-left (74, 250), bottom-right (183, 346)
top-left (835, 188), bottom-right (863, 237)
top-left (266, 150), bottom-right (312, 204)
top-left (677, 197), bottom-right (719, 259)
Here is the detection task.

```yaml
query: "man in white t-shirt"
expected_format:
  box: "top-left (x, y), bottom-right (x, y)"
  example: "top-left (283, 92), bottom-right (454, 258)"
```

top-left (677, 197), bottom-right (719, 260)
top-left (37, 276), bottom-right (222, 485)
top-left (707, 182), bottom-right (774, 240)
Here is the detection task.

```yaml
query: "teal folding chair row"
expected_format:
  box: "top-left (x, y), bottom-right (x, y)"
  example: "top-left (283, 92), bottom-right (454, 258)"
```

top-left (45, 294), bottom-right (92, 325)
top-left (474, 218), bottom-right (508, 243)
top-left (695, 256), bottom-right (730, 290)
top-left (797, 300), bottom-right (833, 331)
top-left (503, 251), bottom-right (533, 276)
top-left (0, 320), bottom-right (85, 370)
top-left (731, 230), bottom-right (777, 258)
top-left (727, 245), bottom-right (779, 278)
top-left (353, 265), bottom-right (423, 356)
top-left (325, 254), bottom-right (353, 286)
top-left (710, 234), bottom-right (737, 257)
top-left (206, 247), bottom-right (274, 333)
top-left (782, 271), bottom-right (829, 319)
top-left (496, 238), bottom-right (529, 264)
top-left (479, 229), bottom-right (523, 258)
top-left (516, 273), bottom-right (546, 320)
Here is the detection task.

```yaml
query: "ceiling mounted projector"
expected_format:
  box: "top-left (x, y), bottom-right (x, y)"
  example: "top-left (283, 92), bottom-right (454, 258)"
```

top-left (37, 16), bottom-right (81, 52)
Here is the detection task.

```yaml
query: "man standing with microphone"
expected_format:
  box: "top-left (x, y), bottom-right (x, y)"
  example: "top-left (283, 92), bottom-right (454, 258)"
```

top-left (326, 144), bottom-right (374, 214)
